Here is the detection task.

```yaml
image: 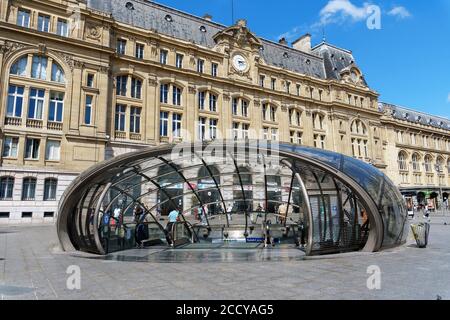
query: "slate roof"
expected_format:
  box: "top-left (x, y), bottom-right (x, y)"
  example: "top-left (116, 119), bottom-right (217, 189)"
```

top-left (380, 102), bottom-right (450, 131)
top-left (312, 42), bottom-right (368, 86)
top-left (86, 0), bottom-right (326, 78)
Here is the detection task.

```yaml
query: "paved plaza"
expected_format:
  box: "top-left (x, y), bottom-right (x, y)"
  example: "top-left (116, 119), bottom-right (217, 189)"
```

top-left (0, 213), bottom-right (449, 300)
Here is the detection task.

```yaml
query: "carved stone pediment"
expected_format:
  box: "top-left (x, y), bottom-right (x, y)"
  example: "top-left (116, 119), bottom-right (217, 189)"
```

top-left (340, 65), bottom-right (366, 87)
top-left (212, 19), bottom-right (262, 52)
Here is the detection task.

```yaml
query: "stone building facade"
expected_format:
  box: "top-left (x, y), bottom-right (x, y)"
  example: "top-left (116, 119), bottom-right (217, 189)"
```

top-left (0, 0), bottom-right (448, 223)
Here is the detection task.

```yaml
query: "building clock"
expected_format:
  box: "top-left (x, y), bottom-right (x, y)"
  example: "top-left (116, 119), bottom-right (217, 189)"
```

top-left (232, 54), bottom-right (248, 72)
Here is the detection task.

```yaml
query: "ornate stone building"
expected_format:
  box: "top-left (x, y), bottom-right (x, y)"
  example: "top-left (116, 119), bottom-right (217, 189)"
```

top-left (0, 0), bottom-right (448, 223)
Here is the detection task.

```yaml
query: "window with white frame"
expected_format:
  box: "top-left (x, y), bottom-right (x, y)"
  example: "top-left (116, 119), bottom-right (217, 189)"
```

top-left (160, 84), bottom-right (169, 103)
top-left (160, 49), bottom-right (168, 64)
top-left (48, 92), bottom-right (64, 122)
top-left (22, 177), bottom-right (36, 200)
top-left (270, 105), bottom-right (277, 122)
top-left (398, 152), bottom-right (408, 171)
top-left (209, 94), bottom-right (217, 112)
top-left (241, 100), bottom-right (248, 117)
top-left (211, 63), bottom-right (218, 77)
top-left (209, 119), bottom-right (218, 140)
top-left (130, 107), bottom-right (141, 133)
top-left (7, 85), bottom-right (24, 117)
top-left (56, 19), bottom-right (68, 37)
top-left (25, 138), bottom-right (40, 159)
top-left (314, 134), bottom-right (325, 149)
top-left (197, 59), bottom-right (204, 73)
top-left (176, 54), bottom-right (183, 68)
top-left (172, 86), bottom-right (182, 106)
top-left (28, 88), bottom-right (45, 120)
top-left (160, 112), bottom-right (169, 137)
top-left (412, 153), bottom-right (421, 172)
top-left (0, 177), bottom-right (14, 200)
top-left (198, 91), bottom-right (206, 110)
top-left (135, 43), bottom-right (144, 59)
top-left (198, 117), bottom-right (207, 140)
top-left (116, 75), bottom-right (127, 96)
top-left (131, 77), bottom-right (142, 99)
top-left (84, 95), bottom-right (93, 125)
top-left (87, 74), bottom-right (95, 87)
top-left (45, 140), bottom-right (60, 161)
top-left (43, 178), bottom-right (57, 201)
top-left (38, 14), bottom-right (50, 32)
top-left (232, 98), bottom-right (238, 116)
top-left (115, 104), bottom-right (126, 131)
top-left (259, 75), bottom-right (265, 88)
top-left (2, 137), bottom-right (19, 158)
top-left (17, 9), bottom-right (30, 27)
top-left (172, 113), bottom-right (182, 138)
top-left (116, 39), bottom-right (127, 55)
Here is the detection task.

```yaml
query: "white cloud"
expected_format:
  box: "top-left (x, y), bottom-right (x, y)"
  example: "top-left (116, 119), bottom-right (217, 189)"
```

top-left (319, 0), bottom-right (372, 26)
top-left (388, 6), bottom-right (412, 19)
top-left (278, 26), bottom-right (303, 42)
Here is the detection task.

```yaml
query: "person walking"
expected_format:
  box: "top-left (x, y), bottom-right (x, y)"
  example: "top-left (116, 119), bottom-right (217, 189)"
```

top-left (165, 207), bottom-right (180, 246)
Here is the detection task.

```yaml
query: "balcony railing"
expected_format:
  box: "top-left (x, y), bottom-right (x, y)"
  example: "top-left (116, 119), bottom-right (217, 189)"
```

top-left (5, 117), bottom-right (22, 126)
top-left (47, 121), bottom-right (63, 131)
top-left (26, 119), bottom-right (43, 129)
top-left (130, 133), bottom-right (142, 141)
top-left (115, 131), bottom-right (126, 140)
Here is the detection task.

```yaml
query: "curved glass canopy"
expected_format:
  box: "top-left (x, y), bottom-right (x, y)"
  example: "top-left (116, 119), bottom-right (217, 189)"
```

top-left (57, 141), bottom-right (409, 256)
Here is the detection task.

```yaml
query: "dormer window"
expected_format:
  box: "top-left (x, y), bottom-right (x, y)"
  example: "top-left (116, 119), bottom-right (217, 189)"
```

top-left (125, 2), bottom-right (134, 10)
top-left (199, 26), bottom-right (207, 33)
top-left (165, 15), bottom-right (173, 22)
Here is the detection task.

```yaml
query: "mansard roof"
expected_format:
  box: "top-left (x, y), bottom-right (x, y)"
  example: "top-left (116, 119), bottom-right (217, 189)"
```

top-left (86, 0), bottom-right (326, 78)
top-left (379, 102), bottom-right (450, 132)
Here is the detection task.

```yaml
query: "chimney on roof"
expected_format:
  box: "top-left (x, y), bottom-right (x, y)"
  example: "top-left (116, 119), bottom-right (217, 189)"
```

top-left (292, 34), bottom-right (311, 53)
top-left (278, 37), bottom-right (288, 46)
top-left (203, 14), bottom-right (212, 21)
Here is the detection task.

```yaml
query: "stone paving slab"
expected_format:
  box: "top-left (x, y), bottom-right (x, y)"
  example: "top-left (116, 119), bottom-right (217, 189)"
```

top-left (0, 215), bottom-right (449, 300)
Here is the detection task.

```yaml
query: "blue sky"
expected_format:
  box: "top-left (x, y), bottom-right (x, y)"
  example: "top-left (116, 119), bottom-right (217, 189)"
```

top-left (154, 0), bottom-right (449, 119)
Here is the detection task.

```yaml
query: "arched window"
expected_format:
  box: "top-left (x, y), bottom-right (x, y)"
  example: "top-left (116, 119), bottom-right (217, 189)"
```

top-left (10, 56), bottom-right (28, 76)
top-left (22, 177), bottom-right (37, 200)
top-left (172, 85), bottom-right (182, 106)
top-left (44, 178), bottom-right (58, 201)
top-left (351, 119), bottom-right (367, 135)
top-left (232, 97), bottom-right (249, 117)
top-left (0, 177), bottom-right (14, 200)
top-left (424, 155), bottom-right (433, 173)
top-left (262, 103), bottom-right (277, 122)
top-left (398, 152), bottom-right (408, 171)
top-left (412, 153), bottom-right (421, 172)
top-left (9, 54), bottom-right (65, 83)
top-left (312, 112), bottom-right (325, 130)
top-left (131, 77), bottom-right (142, 99)
top-left (289, 109), bottom-right (302, 126)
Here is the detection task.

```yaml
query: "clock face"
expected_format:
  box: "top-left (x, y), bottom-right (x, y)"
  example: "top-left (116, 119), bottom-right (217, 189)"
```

top-left (232, 54), bottom-right (248, 72)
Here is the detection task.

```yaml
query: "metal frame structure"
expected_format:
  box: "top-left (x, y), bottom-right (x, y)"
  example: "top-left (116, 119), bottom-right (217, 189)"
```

top-left (57, 141), bottom-right (409, 256)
